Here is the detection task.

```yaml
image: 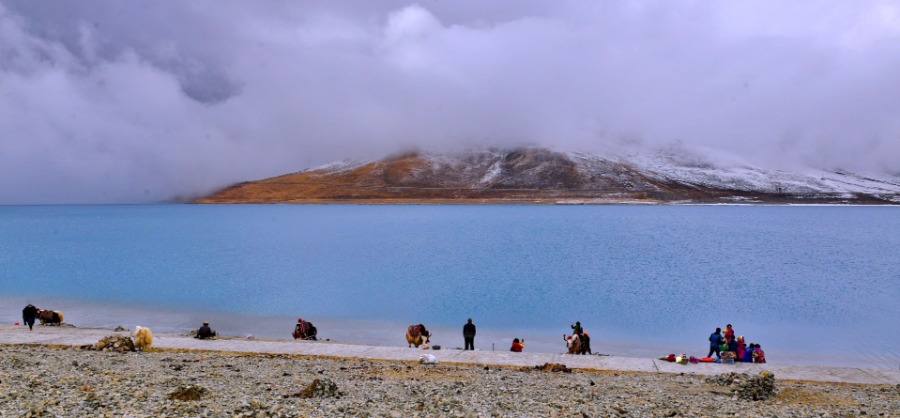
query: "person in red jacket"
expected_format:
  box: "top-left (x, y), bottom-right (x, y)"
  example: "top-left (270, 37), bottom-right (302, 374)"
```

top-left (510, 338), bottom-right (525, 352)
top-left (736, 336), bottom-right (747, 361)
top-left (724, 324), bottom-right (735, 342)
top-left (752, 344), bottom-right (767, 363)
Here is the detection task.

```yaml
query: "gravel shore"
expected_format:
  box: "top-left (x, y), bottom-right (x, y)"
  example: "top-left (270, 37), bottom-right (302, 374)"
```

top-left (1, 343), bottom-right (897, 417)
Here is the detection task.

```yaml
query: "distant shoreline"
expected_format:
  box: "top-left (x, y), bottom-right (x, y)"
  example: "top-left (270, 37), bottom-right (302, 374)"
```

top-left (3, 294), bottom-right (897, 372)
top-left (2, 325), bottom-right (898, 385)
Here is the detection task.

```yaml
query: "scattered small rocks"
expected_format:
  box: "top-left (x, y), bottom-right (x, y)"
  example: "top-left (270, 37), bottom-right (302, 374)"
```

top-left (232, 400), bottom-right (273, 417)
top-left (536, 363), bottom-right (572, 373)
top-left (80, 335), bottom-right (135, 353)
top-left (706, 370), bottom-right (777, 401)
top-left (0, 344), bottom-right (894, 417)
top-left (113, 325), bottom-right (128, 332)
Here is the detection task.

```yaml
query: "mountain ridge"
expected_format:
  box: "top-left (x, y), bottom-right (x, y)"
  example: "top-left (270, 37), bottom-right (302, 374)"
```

top-left (195, 147), bottom-right (900, 204)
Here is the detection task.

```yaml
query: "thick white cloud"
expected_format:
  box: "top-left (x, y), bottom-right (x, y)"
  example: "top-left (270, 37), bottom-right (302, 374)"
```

top-left (1, 1), bottom-right (898, 203)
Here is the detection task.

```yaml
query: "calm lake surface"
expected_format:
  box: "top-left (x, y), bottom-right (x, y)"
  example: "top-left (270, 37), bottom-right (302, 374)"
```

top-left (1, 204), bottom-right (897, 369)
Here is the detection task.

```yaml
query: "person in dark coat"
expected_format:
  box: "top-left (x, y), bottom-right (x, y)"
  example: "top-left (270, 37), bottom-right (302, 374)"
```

top-left (195, 322), bottom-right (216, 339)
top-left (708, 327), bottom-right (723, 359)
top-left (571, 321), bottom-right (583, 336)
top-left (727, 335), bottom-right (739, 354)
top-left (22, 304), bottom-right (38, 331)
top-left (463, 318), bottom-right (476, 350)
top-left (303, 322), bottom-right (318, 340)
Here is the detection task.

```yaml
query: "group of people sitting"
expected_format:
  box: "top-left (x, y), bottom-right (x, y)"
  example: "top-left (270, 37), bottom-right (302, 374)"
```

top-left (708, 324), bottom-right (766, 363)
top-left (193, 318), bottom-right (314, 341)
top-left (512, 321), bottom-right (593, 354)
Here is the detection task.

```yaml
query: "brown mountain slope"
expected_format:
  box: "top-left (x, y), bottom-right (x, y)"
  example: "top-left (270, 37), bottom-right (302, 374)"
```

top-left (195, 148), bottom-right (900, 204)
top-left (198, 148), bottom-right (728, 204)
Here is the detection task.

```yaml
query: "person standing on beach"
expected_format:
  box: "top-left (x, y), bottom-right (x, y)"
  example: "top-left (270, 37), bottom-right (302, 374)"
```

top-left (22, 304), bottom-right (38, 331)
top-left (463, 318), bottom-right (476, 350)
top-left (708, 327), bottom-right (723, 359)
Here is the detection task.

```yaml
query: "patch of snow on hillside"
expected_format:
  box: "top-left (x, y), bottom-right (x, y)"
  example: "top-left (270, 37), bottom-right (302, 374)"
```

top-left (478, 161), bottom-right (503, 186)
top-left (305, 147), bottom-right (900, 200)
top-left (311, 160), bottom-right (366, 175)
top-left (627, 149), bottom-right (900, 196)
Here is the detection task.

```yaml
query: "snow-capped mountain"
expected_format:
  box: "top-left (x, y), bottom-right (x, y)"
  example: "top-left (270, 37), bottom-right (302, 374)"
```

top-left (197, 147), bottom-right (900, 204)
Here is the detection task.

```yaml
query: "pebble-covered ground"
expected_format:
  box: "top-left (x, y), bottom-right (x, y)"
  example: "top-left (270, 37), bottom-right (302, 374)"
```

top-left (0, 344), bottom-right (897, 417)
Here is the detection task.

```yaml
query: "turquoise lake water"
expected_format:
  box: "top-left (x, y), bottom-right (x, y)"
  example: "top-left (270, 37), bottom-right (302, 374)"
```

top-left (1, 204), bottom-right (897, 369)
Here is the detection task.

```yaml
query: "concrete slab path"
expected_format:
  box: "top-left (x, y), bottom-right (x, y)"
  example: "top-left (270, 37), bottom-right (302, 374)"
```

top-left (3, 325), bottom-right (897, 385)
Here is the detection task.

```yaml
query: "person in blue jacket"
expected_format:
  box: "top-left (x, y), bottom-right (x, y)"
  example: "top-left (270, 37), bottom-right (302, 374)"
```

top-left (707, 327), bottom-right (723, 359)
top-left (742, 343), bottom-right (755, 363)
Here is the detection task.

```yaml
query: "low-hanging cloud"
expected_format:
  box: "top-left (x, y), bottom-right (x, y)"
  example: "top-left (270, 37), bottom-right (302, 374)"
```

top-left (1, 1), bottom-right (899, 203)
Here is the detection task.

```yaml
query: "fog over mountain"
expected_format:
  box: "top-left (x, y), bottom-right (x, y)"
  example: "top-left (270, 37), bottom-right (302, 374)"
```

top-left (2, 1), bottom-right (899, 203)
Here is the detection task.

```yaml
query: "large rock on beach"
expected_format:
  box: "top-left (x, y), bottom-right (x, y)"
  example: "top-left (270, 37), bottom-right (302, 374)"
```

top-left (536, 363), bottom-right (572, 373)
top-left (169, 385), bottom-right (209, 401)
top-left (80, 335), bottom-right (135, 353)
top-left (290, 378), bottom-right (339, 398)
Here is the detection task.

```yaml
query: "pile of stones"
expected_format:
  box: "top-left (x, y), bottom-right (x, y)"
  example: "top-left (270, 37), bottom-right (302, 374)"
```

top-left (80, 335), bottom-right (136, 353)
top-left (706, 370), bottom-right (777, 401)
top-left (536, 363), bottom-right (572, 373)
top-left (169, 385), bottom-right (208, 401)
top-left (288, 378), bottom-right (339, 399)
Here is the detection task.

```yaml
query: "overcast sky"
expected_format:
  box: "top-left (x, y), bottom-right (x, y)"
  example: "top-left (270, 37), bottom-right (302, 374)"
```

top-left (2, 1), bottom-right (899, 203)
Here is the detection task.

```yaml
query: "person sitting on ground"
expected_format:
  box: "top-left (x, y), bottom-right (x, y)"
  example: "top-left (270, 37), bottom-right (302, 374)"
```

top-left (727, 335), bottom-right (738, 354)
top-left (742, 343), bottom-right (755, 363)
top-left (752, 344), bottom-right (766, 363)
top-left (22, 304), bottom-right (38, 331)
top-left (510, 338), bottom-right (525, 352)
top-left (736, 336), bottom-right (747, 361)
top-left (708, 327), bottom-right (723, 360)
top-left (195, 322), bottom-right (216, 339)
top-left (304, 322), bottom-right (318, 341)
top-left (580, 331), bottom-right (592, 355)
top-left (294, 318), bottom-right (318, 340)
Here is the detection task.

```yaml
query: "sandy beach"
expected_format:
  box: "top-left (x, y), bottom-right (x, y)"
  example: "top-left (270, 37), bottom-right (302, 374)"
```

top-left (1, 325), bottom-right (897, 417)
